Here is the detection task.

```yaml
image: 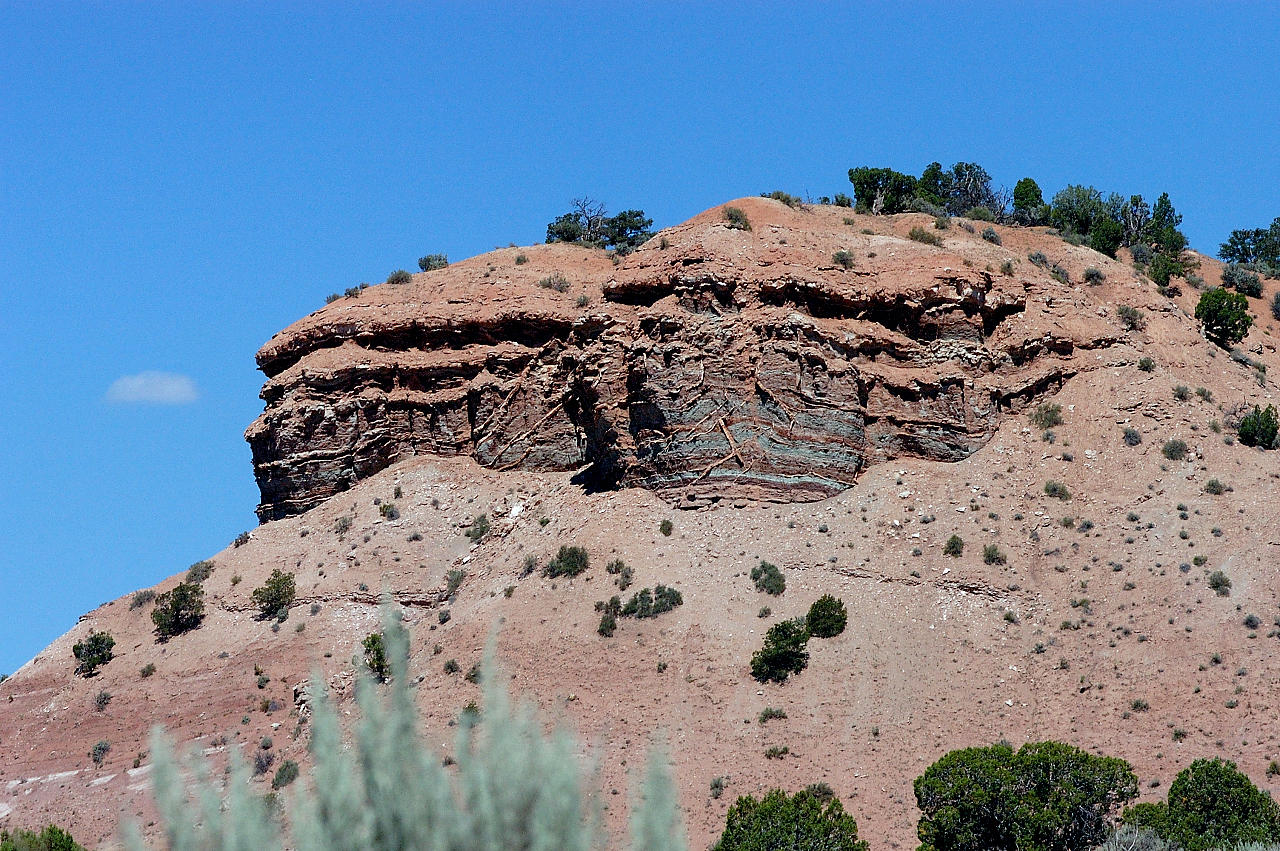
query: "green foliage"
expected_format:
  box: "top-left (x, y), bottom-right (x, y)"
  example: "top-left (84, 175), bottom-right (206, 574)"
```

top-left (723, 206), bottom-right (752, 231)
top-left (601, 209), bottom-right (655, 254)
top-left (90, 740), bottom-right (110, 767)
top-left (943, 535), bottom-right (964, 557)
top-left (72, 631), bottom-right (115, 677)
top-left (417, 254), bottom-right (448, 272)
top-left (761, 190), bottom-right (803, 208)
top-left (363, 632), bottom-right (390, 682)
top-left (915, 740), bottom-right (1137, 851)
top-left (1123, 427), bottom-right (1142, 446)
top-left (1028, 251), bottom-right (1049, 268)
top-left (1117, 305), bottom-right (1145, 330)
top-left (1238, 404), bottom-right (1279, 448)
top-left (1221, 217), bottom-right (1280, 266)
top-left (750, 618), bottom-right (810, 683)
top-left (271, 760), bottom-right (299, 791)
top-left (1044, 480), bottom-right (1071, 500)
top-left (465, 514), bottom-right (490, 541)
top-left (1029, 402), bottom-right (1063, 429)
top-left (385, 269), bottom-right (412, 286)
top-left (127, 607), bottom-right (684, 851)
top-left (1122, 758), bottom-right (1280, 851)
top-left (847, 166), bottom-right (917, 214)
top-left (378, 502), bottom-right (399, 520)
top-left (712, 788), bottom-right (868, 851)
top-left (151, 582), bottom-right (205, 639)
top-left (545, 197), bottom-right (652, 252)
top-left (130, 589), bottom-right (156, 610)
top-left (537, 272), bottom-right (571, 293)
top-left (1162, 439), bottom-right (1188, 461)
top-left (832, 250), bottom-right (855, 269)
top-left (1208, 570), bottom-right (1232, 596)
top-left (185, 560), bottom-right (214, 584)
top-left (982, 544), bottom-right (1007, 565)
top-left (909, 226), bottom-right (943, 247)
top-left (1137, 357), bottom-right (1155, 372)
top-left (751, 561), bottom-right (785, 595)
top-left (1224, 265), bottom-right (1263, 297)
top-left (543, 545), bottom-right (590, 578)
top-left (659, 518), bottom-right (674, 536)
top-left (0, 825), bottom-right (86, 851)
top-left (250, 570), bottom-right (296, 620)
top-left (1085, 267), bottom-right (1106, 285)
top-left (981, 226), bottom-right (1001, 245)
top-left (1089, 216), bottom-right (1124, 258)
top-left (1013, 178), bottom-right (1047, 224)
top-left (1051, 185), bottom-right (1107, 238)
top-left (619, 585), bottom-right (684, 619)
top-left (806, 595), bottom-right (847, 638)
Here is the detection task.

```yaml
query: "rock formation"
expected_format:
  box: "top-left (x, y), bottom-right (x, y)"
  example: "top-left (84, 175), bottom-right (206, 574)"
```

top-left (247, 198), bottom-right (1119, 520)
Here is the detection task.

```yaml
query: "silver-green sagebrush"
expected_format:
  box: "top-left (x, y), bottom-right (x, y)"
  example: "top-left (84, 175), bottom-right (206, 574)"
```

top-left (124, 606), bottom-right (684, 850)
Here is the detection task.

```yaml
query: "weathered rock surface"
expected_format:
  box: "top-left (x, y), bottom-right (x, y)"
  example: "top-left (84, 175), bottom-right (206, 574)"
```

top-left (247, 198), bottom-right (1121, 520)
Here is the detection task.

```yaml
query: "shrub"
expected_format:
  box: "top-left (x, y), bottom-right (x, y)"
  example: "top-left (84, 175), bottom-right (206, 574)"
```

top-left (445, 569), bottom-right (465, 596)
top-left (1117, 305), bottom-right (1146, 331)
top-left (832, 250), bottom-right (855, 269)
top-left (1044, 480), bottom-right (1071, 500)
top-left (251, 570), bottom-right (296, 620)
top-left (934, 215), bottom-right (951, 230)
top-left (1029, 402), bottom-right (1063, 430)
top-left (1161, 439), bottom-right (1188, 461)
top-left (385, 269), bottom-right (412, 286)
top-left (1195, 288), bottom-right (1253, 347)
top-left (151, 583), bottom-right (205, 639)
top-left (1238, 404), bottom-right (1279, 448)
top-left (909, 226), bottom-right (943, 247)
top-left (1172, 384), bottom-right (1190, 401)
top-left (620, 586), bottom-right (684, 619)
top-left (1085, 266), bottom-right (1107, 285)
top-left (982, 544), bottom-right (1006, 565)
top-left (378, 502), bottom-right (399, 521)
top-left (712, 788), bottom-right (868, 851)
top-left (762, 190), bottom-right (802, 208)
top-left (750, 618), bottom-right (810, 683)
top-left (806, 595), bottom-right (848, 638)
top-left (72, 631), bottom-right (115, 677)
top-left (271, 759), bottom-right (300, 791)
top-left (1223, 264), bottom-right (1263, 297)
top-left (514, 253), bottom-right (528, 265)
top-left (1208, 570), bottom-right (1232, 596)
top-left (1028, 251), bottom-right (1049, 268)
top-left (659, 519), bottom-right (674, 536)
top-left (915, 741), bottom-right (1137, 851)
top-left (0, 825), bottom-right (86, 851)
top-left (94, 690), bottom-right (112, 711)
top-left (417, 254), bottom-right (448, 272)
top-left (130, 589), bottom-right (156, 610)
top-left (1204, 478), bottom-right (1226, 495)
top-left (981, 226), bottom-right (1001, 245)
top-left (134, 607), bottom-right (685, 850)
top-left (597, 610), bottom-right (617, 637)
top-left (140, 663), bottom-right (156, 678)
top-left (758, 707), bottom-right (787, 724)
top-left (1050, 264), bottom-right (1070, 285)
top-left (1244, 613), bottom-right (1262, 629)
top-left (1117, 428), bottom-right (1140, 447)
top-left (1138, 357), bottom-right (1155, 372)
top-left (1122, 758), bottom-right (1280, 851)
top-left (724, 206), bottom-right (751, 231)
top-left (185, 560), bottom-right (214, 584)
top-left (1000, 260), bottom-right (1014, 276)
top-left (465, 514), bottom-right (490, 541)
top-left (536, 272), bottom-right (570, 293)
top-left (751, 561), bottom-right (786, 595)
top-left (847, 166), bottom-right (918, 214)
top-left (543, 545), bottom-right (589, 578)
top-left (943, 535), bottom-right (964, 557)
top-left (966, 206), bottom-right (995, 222)
top-left (90, 740), bottom-right (110, 767)
top-left (362, 632), bottom-right (390, 682)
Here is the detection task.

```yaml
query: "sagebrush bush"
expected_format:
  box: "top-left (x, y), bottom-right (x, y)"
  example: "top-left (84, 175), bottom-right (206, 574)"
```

top-left (1138, 357), bottom-right (1155, 372)
top-left (537, 272), bottom-right (571, 293)
top-left (1162, 439), bottom-right (1189, 461)
top-left (983, 544), bottom-right (1007, 565)
top-left (417, 254), bottom-right (448, 272)
top-left (1029, 402), bottom-right (1063, 429)
top-left (1117, 305), bottom-right (1146, 330)
top-left (185, 560), bottom-right (214, 584)
top-left (126, 607), bottom-right (684, 851)
top-left (723, 207), bottom-right (751, 231)
top-left (1085, 267), bottom-right (1107, 285)
top-left (1223, 264), bottom-right (1263, 298)
top-left (544, 545), bottom-right (590, 578)
top-left (1123, 428), bottom-right (1142, 446)
top-left (385, 269), bottom-right (412, 286)
top-left (832, 250), bottom-right (855, 269)
top-left (130, 589), bottom-right (156, 610)
top-left (751, 561), bottom-right (786, 595)
top-left (981, 226), bottom-right (1001, 245)
top-left (1044, 480), bottom-right (1071, 500)
top-left (943, 535), bottom-right (964, 557)
top-left (1029, 251), bottom-right (1049, 268)
top-left (909, 226), bottom-right (943, 247)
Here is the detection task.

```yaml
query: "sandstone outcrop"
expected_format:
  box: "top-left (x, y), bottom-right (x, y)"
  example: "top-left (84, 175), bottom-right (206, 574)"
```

top-left (247, 198), bottom-right (1121, 520)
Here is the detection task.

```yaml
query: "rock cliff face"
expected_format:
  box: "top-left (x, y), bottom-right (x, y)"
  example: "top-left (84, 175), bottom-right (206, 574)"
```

top-left (247, 198), bottom-right (1120, 521)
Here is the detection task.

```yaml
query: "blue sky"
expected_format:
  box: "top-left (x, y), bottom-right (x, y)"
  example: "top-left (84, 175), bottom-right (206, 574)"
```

top-left (2, 2), bottom-right (1278, 674)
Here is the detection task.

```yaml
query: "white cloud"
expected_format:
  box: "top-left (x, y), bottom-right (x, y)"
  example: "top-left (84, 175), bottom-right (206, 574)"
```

top-left (106, 371), bottom-right (200, 405)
